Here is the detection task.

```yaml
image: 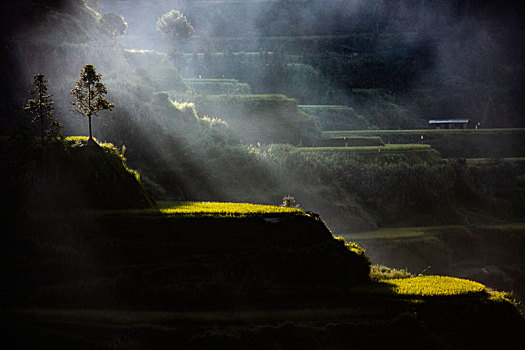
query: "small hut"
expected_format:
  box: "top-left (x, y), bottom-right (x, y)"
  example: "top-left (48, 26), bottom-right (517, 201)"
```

top-left (428, 119), bottom-right (469, 129)
top-left (340, 45), bottom-right (359, 57)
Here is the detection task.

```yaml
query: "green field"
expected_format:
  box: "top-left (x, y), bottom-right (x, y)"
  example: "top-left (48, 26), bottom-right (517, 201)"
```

top-left (342, 223), bottom-right (525, 312)
top-left (301, 144), bottom-right (432, 152)
top-left (169, 93), bottom-right (322, 144)
top-left (183, 78), bottom-right (251, 95)
top-left (324, 128), bottom-right (525, 137)
top-left (324, 129), bottom-right (525, 158)
top-left (313, 135), bottom-right (385, 147)
top-left (299, 105), bottom-right (373, 130)
top-left (299, 144), bottom-right (441, 162)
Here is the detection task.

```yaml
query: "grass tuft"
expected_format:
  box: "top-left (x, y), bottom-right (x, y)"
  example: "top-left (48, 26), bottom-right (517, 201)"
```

top-left (370, 264), bottom-right (413, 281)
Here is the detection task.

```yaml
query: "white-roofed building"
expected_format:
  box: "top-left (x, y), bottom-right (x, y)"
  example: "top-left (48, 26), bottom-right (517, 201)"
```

top-left (428, 119), bottom-right (469, 129)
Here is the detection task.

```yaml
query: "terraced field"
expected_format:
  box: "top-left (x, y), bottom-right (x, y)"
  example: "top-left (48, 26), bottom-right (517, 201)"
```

top-left (183, 78), bottom-right (251, 95)
top-left (299, 105), bottom-right (372, 130)
top-left (323, 129), bottom-right (525, 158)
top-left (324, 128), bottom-right (525, 137)
top-left (342, 223), bottom-right (525, 312)
top-left (301, 144), bottom-right (432, 153)
top-left (299, 144), bottom-right (442, 163)
top-left (156, 201), bottom-right (304, 218)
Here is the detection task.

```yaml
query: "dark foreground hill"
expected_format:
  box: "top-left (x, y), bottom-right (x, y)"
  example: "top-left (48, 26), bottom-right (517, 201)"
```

top-left (0, 136), bottom-right (523, 349)
top-left (1, 210), bottom-right (371, 310)
top-left (1, 206), bottom-right (524, 349)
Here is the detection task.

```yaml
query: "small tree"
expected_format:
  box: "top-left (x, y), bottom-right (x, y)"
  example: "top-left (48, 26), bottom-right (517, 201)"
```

top-left (156, 10), bottom-right (194, 65)
top-left (156, 10), bottom-right (195, 42)
top-left (71, 64), bottom-right (114, 140)
top-left (281, 195), bottom-right (300, 208)
top-left (100, 13), bottom-right (127, 38)
top-left (45, 118), bottom-right (64, 141)
top-left (24, 74), bottom-right (54, 149)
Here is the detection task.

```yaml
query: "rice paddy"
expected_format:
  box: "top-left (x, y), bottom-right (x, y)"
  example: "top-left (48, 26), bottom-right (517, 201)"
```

top-left (156, 201), bottom-right (304, 218)
top-left (383, 275), bottom-right (486, 297)
top-left (324, 128), bottom-right (525, 137)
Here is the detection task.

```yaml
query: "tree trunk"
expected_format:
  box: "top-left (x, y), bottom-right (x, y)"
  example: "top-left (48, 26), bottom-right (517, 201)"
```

top-left (39, 84), bottom-right (44, 151)
top-left (88, 114), bottom-right (92, 139)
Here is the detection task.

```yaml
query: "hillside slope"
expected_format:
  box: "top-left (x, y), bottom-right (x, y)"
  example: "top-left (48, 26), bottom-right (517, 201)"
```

top-left (0, 137), bottom-right (153, 210)
top-left (1, 205), bottom-right (523, 349)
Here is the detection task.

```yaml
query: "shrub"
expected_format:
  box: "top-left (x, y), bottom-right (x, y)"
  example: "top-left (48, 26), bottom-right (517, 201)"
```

top-left (370, 264), bottom-right (413, 281)
top-left (281, 195), bottom-right (300, 208)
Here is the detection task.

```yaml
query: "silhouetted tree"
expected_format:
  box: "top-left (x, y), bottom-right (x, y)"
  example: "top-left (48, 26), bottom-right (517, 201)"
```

top-left (71, 64), bottom-right (114, 140)
top-left (24, 74), bottom-right (54, 150)
top-left (156, 10), bottom-right (195, 42)
top-left (45, 118), bottom-right (64, 140)
top-left (99, 13), bottom-right (127, 38)
top-left (156, 10), bottom-right (194, 65)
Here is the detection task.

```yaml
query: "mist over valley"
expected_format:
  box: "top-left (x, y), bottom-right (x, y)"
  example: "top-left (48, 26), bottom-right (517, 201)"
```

top-left (1, 1), bottom-right (524, 348)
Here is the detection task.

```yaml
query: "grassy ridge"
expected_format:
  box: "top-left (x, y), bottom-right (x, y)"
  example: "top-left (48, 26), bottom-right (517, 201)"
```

top-left (299, 105), bottom-right (373, 130)
top-left (1, 136), bottom-right (153, 210)
top-left (183, 78), bottom-right (251, 95)
top-left (171, 94), bottom-right (322, 144)
top-left (298, 144), bottom-right (441, 164)
top-left (343, 223), bottom-right (525, 312)
top-left (324, 129), bottom-right (525, 158)
top-left (325, 128), bottom-right (525, 136)
top-left (68, 201), bottom-right (305, 219)
top-left (301, 144), bottom-right (432, 152)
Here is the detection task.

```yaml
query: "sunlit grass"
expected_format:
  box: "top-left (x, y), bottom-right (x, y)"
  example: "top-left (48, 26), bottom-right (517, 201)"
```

top-left (383, 276), bottom-right (486, 297)
top-left (156, 201), bottom-right (304, 218)
top-left (370, 264), bottom-right (413, 280)
top-left (64, 135), bottom-right (117, 149)
top-left (64, 136), bottom-right (140, 181)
